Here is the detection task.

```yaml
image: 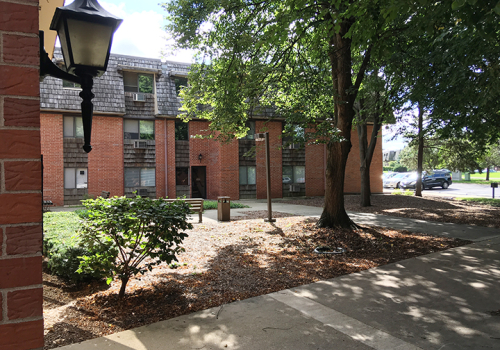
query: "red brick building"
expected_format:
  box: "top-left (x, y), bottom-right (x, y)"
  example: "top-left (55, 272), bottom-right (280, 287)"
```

top-left (40, 52), bottom-right (383, 206)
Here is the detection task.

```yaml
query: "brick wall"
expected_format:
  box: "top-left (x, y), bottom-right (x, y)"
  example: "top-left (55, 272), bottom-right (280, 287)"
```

top-left (189, 121), bottom-right (220, 199)
top-left (218, 138), bottom-right (240, 200)
top-left (0, 0), bottom-right (44, 349)
top-left (88, 116), bottom-right (124, 198)
top-left (40, 113), bottom-right (64, 205)
top-left (305, 143), bottom-right (326, 196)
top-left (255, 121), bottom-right (282, 199)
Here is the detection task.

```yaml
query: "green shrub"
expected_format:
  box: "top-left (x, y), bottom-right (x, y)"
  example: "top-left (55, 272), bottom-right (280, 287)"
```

top-left (393, 166), bottom-right (408, 172)
top-left (74, 209), bottom-right (90, 219)
top-left (391, 189), bottom-right (402, 195)
top-left (43, 212), bottom-right (105, 283)
top-left (78, 196), bottom-right (193, 297)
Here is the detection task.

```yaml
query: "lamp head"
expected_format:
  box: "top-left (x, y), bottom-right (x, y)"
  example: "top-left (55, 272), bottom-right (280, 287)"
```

top-left (50, 0), bottom-right (122, 77)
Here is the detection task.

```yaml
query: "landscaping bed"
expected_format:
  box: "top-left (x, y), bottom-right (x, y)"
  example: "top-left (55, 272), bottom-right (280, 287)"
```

top-left (43, 200), bottom-right (473, 349)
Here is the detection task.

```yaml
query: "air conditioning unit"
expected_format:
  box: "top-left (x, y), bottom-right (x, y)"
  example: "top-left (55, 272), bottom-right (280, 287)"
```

top-left (137, 189), bottom-right (148, 196)
top-left (289, 185), bottom-right (301, 192)
top-left (133, 140), bottom-right (147, 148)
top-left (133, 93), bottom-right (146, 102)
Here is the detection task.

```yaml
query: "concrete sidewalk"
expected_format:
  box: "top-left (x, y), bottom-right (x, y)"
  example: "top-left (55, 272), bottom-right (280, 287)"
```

top-left (59, 200), bottom-right (500, 350)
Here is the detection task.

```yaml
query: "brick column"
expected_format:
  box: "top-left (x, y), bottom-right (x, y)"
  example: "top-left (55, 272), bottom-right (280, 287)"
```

top-left (0, 1), bottom-right (44, 349)
top-left (40, 113), bottom-right (64, 205)
top-left (88, 116), bottom-right (124, 198)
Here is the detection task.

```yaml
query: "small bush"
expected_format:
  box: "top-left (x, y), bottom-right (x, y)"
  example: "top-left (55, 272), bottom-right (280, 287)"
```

top-left (79, 196), bottom-right (193, 297)
top-left (43, 211), bottom-right (105, 283)
top-left (391, 189), bottom-right (402, 195)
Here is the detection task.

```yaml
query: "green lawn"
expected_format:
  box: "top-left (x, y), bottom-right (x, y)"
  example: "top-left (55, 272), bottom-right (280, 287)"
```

top-left (455, 197), bottom-right (500, 207)
top-left (454, 172), bottom-right (500, 185)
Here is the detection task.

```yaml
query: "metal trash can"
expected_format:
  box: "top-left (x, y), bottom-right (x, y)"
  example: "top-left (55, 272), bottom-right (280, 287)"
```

top-left (464, 173), bottom-right (471, 181)
top-left (217, 196), bottom-right (230, 221)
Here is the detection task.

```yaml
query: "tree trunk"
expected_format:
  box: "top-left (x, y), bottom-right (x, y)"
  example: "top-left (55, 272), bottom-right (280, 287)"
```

top-left (415, 105), bottom-right (424, 197)
top-left (358, 122), bottom-right (371, 206)
top-left (318, 19), bottom-right (360, 229)
top-left (118, 277), bottom-right (129, 298)
top-left (357, 98), bottom-right (382, 207)
top-left (486, 167), bottom-right (490, 181)
top-left (318, 139), bottom-right (355, 228)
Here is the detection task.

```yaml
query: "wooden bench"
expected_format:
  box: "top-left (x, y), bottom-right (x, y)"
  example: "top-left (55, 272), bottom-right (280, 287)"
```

top-left (164, 198), bottom-right (204, 223)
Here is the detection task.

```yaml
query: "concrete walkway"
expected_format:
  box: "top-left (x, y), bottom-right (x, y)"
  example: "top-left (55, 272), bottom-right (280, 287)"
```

top-left (58, 200), bottom-right (500, 350)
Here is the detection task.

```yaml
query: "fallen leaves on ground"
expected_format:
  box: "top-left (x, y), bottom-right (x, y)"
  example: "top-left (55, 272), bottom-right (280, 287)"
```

top-left (43, 209), bottom-right (470, 349)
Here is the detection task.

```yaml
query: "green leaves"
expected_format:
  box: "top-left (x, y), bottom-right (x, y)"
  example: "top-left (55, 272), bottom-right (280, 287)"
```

top-left (78, 195), bottom-right (193, 297)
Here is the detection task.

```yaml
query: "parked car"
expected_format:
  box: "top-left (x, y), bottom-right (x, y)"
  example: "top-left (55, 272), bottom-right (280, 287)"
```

top-left (383, 172), bottom-right (412, 189)
top-left (382, 172), bottom-right (397, 181)
top-left (400, 171), bottom-right (452, 190)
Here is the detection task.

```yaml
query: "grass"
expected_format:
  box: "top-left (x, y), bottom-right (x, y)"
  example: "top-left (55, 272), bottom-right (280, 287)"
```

top-left (43, 212), bottom-right (83, 251)
top-left (455, 197), bottom-right (500, 207)
top-left (203, 200), bottom-right (250, 210)
top-left (449, 172), bottom-right (500, 185)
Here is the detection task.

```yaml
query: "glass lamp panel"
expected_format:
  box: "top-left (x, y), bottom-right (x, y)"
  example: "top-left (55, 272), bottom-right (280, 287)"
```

top-left (58, 21), bottom-right (71, 71)
top-left (66, 18), bottom-right (114, 69)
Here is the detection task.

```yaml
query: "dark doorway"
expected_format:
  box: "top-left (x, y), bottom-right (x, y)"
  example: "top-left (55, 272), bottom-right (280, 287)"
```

top-left (191, 166), bottom-right (207, 198)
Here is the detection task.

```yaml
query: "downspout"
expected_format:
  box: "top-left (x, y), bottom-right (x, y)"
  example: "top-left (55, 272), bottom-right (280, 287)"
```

top-left (165, 120), bottom-right (168, 198)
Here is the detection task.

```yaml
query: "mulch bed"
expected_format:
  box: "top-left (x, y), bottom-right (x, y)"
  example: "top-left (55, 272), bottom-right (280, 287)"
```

top-left (44, 212), bottom-right (470, 349)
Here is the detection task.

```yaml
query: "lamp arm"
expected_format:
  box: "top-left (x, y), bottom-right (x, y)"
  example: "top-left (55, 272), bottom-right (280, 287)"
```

top-left (39, 31), bottom-right (81, 85)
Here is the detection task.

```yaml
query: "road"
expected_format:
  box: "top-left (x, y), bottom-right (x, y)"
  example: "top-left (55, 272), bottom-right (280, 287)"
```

top-left (383, 182), bottom-right (498, 199)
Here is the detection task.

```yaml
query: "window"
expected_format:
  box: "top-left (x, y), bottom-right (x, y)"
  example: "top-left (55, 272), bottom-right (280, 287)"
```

top-left (63, 80), bottom-right (80, 89)
top-left (242, 121), bottom-right (256, 140)
top-left (124, 168), bottom-right (155, 187)
top-left (176, 167), bottom-right (189, 185)
top-left (283, 166), bottom-right (305, 183)
top-left (282, 124), bottom-right (305, 149)
top-left (174, 77), bottom-right (188, 96)
top-left (124, 119), bottom-right (154, 140)
top-left (64, 168), bottom-right (87, 189)
top-left (239, 166), bottom-right (256, 185)
top-left (175, 120), bottom-right (189, 140)
top-left (123, 72), bottom-right (154, 93)
top-left (64, 116), bottom-right (84, 137)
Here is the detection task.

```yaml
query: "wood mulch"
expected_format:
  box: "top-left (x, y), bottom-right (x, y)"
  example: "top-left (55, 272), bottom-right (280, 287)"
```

top-left (43, 194), bottom-right (498, 349)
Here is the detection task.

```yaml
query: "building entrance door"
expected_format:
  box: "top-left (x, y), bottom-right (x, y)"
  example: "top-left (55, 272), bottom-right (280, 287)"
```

top-left (191, 166), bottom-right (207, 198)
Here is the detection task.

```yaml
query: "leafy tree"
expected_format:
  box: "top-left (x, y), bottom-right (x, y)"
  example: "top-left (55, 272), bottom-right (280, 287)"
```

top-left (479, 142), bottom-right (500, 180)
top-left (78, 196), bottom-right (192, 298)
top-left (164, 0), bottom-right (415, 228)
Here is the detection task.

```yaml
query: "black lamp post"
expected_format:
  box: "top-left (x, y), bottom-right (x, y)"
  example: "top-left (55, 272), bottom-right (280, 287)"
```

top-left (255, 132), bottom-right (276, 223)
top-left (40, 0), bottom-right (122, 153)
